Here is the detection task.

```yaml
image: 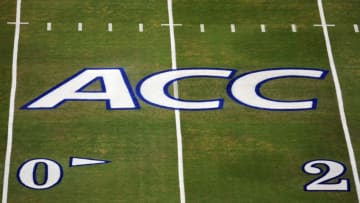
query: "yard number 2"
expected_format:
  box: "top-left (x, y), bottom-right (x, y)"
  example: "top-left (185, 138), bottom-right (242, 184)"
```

top-left (303, 159), bottom-right (350, 191)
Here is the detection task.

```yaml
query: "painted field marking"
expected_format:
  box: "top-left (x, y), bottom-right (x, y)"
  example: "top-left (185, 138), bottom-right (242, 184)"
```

top-left (166, 0), bottom-right (185, 202)
top-left (261, 24), bottom-right (266, 32)
top-left (313, 23), bottom-right (335, 27)
top-left (2, 0), bottom-right (22, 202)
top-left (231, 24), bottom-right (236, 32)
top-left (317, 0), bottom-right (360, 202)
top-left (78, 22), bottom-right (83, 32)
top-left (291, 24), bottom-right (297, 32)
top-left (354, 24), bottom-right (359, 33)
top-left (47, 22), bottom-right (52, 31)
top-left (108, 23), bottom-right (113, 32)
top-left (161, 23), bottom-right (183, 27)
top-left (69, 157), bottom-right (111, 167)
top-left (139, 23), bottom-right (143, 32)
top-left (200, 24), bottom-right (205, 32)
top-left (7, 21), bottom-right (28, 25)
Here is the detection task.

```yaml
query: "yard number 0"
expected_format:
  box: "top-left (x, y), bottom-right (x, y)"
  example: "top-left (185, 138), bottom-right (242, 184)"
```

top-left (17, 158), bottom-right (63, 190)
top-left (303, 160), bottom-right (350, 191)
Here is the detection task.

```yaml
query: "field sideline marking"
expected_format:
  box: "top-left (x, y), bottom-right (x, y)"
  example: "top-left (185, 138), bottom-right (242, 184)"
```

top-left (317, 0), bottom-right (360, 201)
top-left (2, 0), bottom-right (22, 202)
top-left (166, 0), bottom-right (186, 202)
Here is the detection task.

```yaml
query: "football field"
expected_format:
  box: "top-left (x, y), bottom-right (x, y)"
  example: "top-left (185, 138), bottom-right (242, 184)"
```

top-left (1, 0), bottom-right (360, 202)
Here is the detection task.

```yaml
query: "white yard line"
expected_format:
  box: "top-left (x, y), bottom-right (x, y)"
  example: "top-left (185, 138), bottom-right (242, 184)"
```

top-left (2, 0), bottom-right (22, 202)
top-left (317, 0), bottom-right (360, 201)
top-left (166, 0), bottom-right (186, 202)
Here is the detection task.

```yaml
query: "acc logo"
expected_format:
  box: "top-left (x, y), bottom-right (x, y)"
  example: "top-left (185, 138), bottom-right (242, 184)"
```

top-left (22, 67), bottom-right (328, 111)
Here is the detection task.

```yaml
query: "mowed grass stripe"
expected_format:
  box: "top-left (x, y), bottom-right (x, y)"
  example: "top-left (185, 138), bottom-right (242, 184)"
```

top-left (174, 0), bottom-right (358, 202)
top-left (7, 0), bottom-right (180, 202)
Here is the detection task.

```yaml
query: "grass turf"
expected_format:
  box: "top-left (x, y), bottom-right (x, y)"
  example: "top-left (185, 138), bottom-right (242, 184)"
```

top-left (1, 0), bottom-right (359, 202)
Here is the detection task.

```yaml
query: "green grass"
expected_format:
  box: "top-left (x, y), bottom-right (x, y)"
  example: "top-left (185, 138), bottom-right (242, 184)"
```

top-left (1, 0), bottom-right (360, 202)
